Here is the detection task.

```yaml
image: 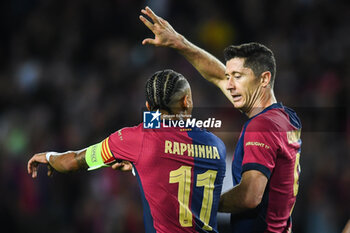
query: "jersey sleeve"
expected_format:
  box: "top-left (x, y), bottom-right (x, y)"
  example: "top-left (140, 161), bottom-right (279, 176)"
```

top-left (84, 124), bottom-right (144, 171)
top-left (107, 124), bottom-right (144, 164)
top-left (242, 117), bottom-right (281, 179)
top-left (85, 137), bottom-right (118, 170)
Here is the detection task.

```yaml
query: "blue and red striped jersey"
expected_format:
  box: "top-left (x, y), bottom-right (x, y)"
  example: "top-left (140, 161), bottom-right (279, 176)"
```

top-left (104, 124), bottom-right (226, 233)
top-left (231, 103), bottom-right (302, 233)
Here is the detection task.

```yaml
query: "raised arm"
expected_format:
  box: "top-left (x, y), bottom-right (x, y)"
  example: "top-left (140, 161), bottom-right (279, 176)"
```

top-left (140, 7), bottom-right (234, 104)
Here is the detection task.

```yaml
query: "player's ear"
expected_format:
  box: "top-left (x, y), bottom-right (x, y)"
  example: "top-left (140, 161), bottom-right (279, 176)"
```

top-left (146, 101), bottom-right (151, 110)
top-left (182, 94), bottom-right (192, 109)
top-left (260, 71), bottom-right (272, 88)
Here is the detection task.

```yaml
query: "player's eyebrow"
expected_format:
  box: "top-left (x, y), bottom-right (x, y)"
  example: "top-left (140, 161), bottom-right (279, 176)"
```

top-left (225, 71), bottom-right (243, 76)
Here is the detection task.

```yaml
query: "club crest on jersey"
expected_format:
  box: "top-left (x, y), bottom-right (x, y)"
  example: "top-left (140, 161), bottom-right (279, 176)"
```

top-left (143, 110), bottom-right (161, 129)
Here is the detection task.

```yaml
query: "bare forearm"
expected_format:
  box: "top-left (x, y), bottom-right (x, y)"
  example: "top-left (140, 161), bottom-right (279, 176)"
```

top-left (219, 186), bottom-right (251, 214)
top-left (172, 36), bottom-right (233, 103)
top-left (219, 171), bottom-right (267, 213)
top-left (175, 35), bottom-right (226, 85)
top-left (48, 150), bottom-right (88, 173)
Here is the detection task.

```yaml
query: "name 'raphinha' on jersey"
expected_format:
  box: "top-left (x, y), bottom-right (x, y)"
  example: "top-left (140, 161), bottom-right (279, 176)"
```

top-left (164, 140), bottom-right (220, 159)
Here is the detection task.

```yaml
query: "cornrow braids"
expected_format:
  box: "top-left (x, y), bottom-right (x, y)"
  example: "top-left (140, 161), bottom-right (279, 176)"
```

top-left (145, 69), bottom-right (190, 114)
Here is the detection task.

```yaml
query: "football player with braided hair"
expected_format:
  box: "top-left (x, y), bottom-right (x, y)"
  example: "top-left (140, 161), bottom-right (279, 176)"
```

top-left (145, 69), bottom-right (191, 114)
top-left (28, 69), bottom-right (226, 233)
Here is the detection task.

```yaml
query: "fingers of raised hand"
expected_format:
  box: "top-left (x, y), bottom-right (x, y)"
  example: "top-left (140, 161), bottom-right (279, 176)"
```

top-left (142, 38), bottom-right (156, 45)
top-left (159, 17), bottom-right (170, 28)
top-left (144, 6), bottom-right (161, 24)
top-left (139, 15), bottom-right (155, 31)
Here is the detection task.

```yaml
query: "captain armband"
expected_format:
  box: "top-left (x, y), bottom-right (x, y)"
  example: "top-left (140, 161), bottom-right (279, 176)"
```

top-left (85, 141), bottom-right (110, 171)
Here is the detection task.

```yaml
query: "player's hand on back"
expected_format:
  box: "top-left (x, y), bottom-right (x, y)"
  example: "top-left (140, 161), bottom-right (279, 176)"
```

top-left (140, 6), bottom-right (183, 49)
top-left (28, 152), bottom-right (53, 178)
top-left (111, 160), bottom-right (133, 172)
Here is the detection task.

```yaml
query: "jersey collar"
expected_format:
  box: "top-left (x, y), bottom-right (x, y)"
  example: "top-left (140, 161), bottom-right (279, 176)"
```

top-left (249, 102), bottom-right (283, 120)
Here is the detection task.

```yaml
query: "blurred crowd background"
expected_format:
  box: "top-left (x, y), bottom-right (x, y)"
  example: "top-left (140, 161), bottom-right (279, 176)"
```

top-left (0, 0), bottom-right (349, 232)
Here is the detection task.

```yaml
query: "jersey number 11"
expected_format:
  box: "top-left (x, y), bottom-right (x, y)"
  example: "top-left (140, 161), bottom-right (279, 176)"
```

top-left (169, 166), bottom-right (217, 231)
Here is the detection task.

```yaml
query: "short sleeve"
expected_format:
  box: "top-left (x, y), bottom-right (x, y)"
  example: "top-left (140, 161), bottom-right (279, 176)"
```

top-left (242, 117), bottom-right (281, 179)
top-left (107, 124), bottom-right (144, 163)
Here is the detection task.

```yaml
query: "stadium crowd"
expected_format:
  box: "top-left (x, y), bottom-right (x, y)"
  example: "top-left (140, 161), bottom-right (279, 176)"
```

top-left (0, 0), bottom-right (349, 232)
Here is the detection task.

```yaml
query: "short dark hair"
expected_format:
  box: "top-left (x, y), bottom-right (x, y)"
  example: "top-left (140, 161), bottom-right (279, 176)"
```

top-left (224, 42), bottom-right (276, 87)
top-left (145, 69), bottom-right (190, 113)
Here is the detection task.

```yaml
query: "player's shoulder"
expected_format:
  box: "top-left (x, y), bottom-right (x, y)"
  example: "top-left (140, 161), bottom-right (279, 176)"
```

top-left (110, 123), bottom-right (144, 139)
top-left (198, 127), bottom-right (223, 141)
top-left (190, 128), bottom-right (226, 151)
top-left (246, 109), bottom-right (286, 132)
top-left (204, 131), bottom-right (227, 161)
top-left (247, 105), bottom-right (300, 132)
top-left (118, 123), bottom-right (143, 133)
top-left (203, 129), bottom-right (226, 153)
top-left (208, 130), bottom-right (226, 147)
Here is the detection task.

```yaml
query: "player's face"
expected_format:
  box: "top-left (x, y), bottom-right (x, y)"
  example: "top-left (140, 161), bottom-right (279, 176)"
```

top-left (225, 58), bottom-right (261, 113)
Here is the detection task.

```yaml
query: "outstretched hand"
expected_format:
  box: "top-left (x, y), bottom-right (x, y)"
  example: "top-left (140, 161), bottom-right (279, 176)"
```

top-left (27, 153), bottom-right (53, 178)
top-left (140, 6), bottom-right (182, 48)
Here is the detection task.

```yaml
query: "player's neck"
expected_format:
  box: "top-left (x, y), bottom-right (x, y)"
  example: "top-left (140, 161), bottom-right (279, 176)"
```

top-left (246, 90), bottom-right (277, 118)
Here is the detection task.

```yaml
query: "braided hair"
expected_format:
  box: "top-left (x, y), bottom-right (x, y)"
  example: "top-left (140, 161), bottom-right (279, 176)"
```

top-left (145, 69), bottom-right (190, 114)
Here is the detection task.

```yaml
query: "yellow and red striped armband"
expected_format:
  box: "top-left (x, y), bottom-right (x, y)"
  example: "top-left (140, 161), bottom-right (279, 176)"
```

top-left (101, 138), bottom-right (115, 164)
top-left (85, 137), bottom-right (116, 171)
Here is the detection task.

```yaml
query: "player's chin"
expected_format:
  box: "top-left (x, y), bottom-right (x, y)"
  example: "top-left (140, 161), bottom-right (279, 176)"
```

top-left (232, 101), bottom-right (244, 110)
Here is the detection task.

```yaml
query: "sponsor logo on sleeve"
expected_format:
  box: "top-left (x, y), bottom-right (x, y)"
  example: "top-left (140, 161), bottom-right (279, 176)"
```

top-left (245, 141), bottom-right (270, 149)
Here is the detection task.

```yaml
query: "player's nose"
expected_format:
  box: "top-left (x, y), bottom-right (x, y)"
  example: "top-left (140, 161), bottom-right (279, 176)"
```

top-left (225, 76), bottom-right (236, 90)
